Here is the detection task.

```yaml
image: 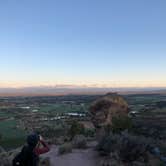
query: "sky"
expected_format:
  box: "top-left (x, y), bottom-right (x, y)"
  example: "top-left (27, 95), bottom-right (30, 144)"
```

top-left (0, 0), bottom-right (166, 88)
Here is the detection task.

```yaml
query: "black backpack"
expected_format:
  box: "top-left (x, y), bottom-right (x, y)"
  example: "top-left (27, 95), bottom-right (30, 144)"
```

top-left (12, 146), bottom-right (36, 166)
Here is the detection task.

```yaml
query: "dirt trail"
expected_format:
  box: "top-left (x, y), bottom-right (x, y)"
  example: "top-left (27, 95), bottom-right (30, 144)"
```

top-left (42, 145), bottom-right (98, 166)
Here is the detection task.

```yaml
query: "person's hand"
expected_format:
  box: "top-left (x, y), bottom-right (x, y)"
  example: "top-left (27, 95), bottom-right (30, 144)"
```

top-left (39, 135), bottom-right (44, 141)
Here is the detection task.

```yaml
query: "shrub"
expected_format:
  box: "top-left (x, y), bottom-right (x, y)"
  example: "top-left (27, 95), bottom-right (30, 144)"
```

top-left (97, 132), bottom-right (120, 155)
top-left (58, 143), bottom-right (72, 155)
top-left (46, 125), bottom-right (67, 138)
top-left (72, 135), bottom-right (87, 149)
top-left (84, 128), bottom-right (95, 137)
top-left (68, 121), bottom-right (85, 139)
top-left (0, 133), bottom-right (2, 140)
top-left (111, 115), bottom-right (132, 133)
top-left (118, 133), bottom-right (149, 162)
top-left (97, 132), bottom-right (151, 162)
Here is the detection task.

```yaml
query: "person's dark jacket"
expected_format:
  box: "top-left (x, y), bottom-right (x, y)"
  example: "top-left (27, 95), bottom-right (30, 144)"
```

top-left (13, 133), bottom-right (40, 166)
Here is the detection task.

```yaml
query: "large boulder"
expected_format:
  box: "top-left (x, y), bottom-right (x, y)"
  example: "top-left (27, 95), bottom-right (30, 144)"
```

top-left (89, 93), bottom-right (129, 128)
top-left (0, 146), bottom-right (5, 153)
top-left (0, 147), bottom-right (22, 166)
top-left (0, 152), bottom-right (10, 166)
top-left (7, 147), bottom-right (22, 165)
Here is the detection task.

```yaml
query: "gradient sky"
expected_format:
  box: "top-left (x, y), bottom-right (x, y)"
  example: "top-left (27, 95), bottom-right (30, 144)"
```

top-left (0, 0), bottom-right (166, 88)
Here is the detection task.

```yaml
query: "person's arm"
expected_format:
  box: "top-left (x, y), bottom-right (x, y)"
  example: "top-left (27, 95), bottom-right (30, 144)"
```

top-left (34, 140), bottom-right (50, 155)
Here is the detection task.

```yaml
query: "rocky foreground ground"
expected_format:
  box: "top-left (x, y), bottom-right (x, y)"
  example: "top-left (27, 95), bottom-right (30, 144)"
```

top-left (38, 143), bottom-right (166, 166)
top-left (0, 142), bottom-right (99, 166)
top-left (41, 145), bottom-right (98, 166)
top-left (1, 137), bottom-right (166, 166)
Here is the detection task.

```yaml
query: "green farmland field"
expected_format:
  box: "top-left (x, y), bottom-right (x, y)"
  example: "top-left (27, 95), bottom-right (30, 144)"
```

top-left (0, 103), bottom-right (89, 149)
top-left (0, 119), bottom-right (27, 149)
top-left (39, 103), bottom-right (89, 113)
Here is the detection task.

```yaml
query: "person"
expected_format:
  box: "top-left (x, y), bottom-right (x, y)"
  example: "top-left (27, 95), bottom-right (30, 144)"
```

top-left (13, 133), bottom-right (50, 166)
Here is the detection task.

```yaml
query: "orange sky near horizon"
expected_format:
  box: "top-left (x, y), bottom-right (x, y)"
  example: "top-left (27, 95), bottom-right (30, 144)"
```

top-left (0, 79), bottom-right (166, 88)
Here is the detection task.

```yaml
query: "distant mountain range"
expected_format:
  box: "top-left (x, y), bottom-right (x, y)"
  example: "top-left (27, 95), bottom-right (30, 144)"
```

top-left (0, 86), bottom-right (166, 96)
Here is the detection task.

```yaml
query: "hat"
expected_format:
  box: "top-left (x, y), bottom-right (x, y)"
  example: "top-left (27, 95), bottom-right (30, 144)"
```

top-left (27, 133), bottom-right (40, 147)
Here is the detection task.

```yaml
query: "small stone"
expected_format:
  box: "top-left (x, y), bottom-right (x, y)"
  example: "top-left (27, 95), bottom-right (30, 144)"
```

top-left (132, 161), bottom-right (146, 166)
top-left (39, 157), bottom-right (50, 166)
top-left (147, 152), bottom-right (161, 166)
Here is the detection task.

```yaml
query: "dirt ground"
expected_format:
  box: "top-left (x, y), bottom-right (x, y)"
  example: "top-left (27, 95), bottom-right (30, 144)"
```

top-left (42, 145), bottom-right (99, 166)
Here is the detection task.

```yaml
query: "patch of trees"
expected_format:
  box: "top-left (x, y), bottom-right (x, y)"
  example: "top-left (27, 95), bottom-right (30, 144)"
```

top-left (156, 101), bottom-right (166, 109)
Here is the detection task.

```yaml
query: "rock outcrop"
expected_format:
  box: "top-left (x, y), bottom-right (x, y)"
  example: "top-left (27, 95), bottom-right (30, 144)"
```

top-left (89, 93), bottom-right (129, 128)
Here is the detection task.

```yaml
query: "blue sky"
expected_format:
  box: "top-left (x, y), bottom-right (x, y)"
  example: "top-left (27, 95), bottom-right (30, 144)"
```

top-left (0, 0), bottom-right (166, 88)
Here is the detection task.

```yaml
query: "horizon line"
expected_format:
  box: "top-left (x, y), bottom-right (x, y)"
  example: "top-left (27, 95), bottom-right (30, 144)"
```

top-left (0, 85), bottom-right (166, 89)
top-left (1, 82), bottom-right (166, 89)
